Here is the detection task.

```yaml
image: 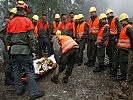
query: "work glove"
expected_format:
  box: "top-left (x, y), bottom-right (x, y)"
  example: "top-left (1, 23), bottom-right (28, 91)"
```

top-left (112, 35), bottom-right (118, 44)
top-left (97, 43), bottom-right (102, 48)
top-left (110, 35), bottom-right (118, 44)
top-left (32, 53), bottom-right (37, 59)
top-left (115, 37), bottom-right (118, 44)
top-left (56, 56), bottom-right (61, 64)
top-left (35, 39), bottom-right (38, 44)
top-left (73, 38), bottom-right (77, 41)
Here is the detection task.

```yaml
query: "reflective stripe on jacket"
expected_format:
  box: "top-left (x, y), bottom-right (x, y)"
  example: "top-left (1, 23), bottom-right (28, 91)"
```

top-left (53, 21), bottom-right (62, 34)
top-left (76, 21), bottom-right (86, 39)
top-left (96, 24), bottom-right (109, 46)
top-left (89, 16), bottom-right (99, 34)
top-left (117, 24), bottom-right (131, 49)
top-left (110, 18), bottom-right (118, 35)
top-left (58, 35), bottom-right (78, 54)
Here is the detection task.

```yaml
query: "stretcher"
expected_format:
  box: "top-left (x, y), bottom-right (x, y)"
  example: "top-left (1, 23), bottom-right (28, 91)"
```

top-left (21, 55), bottom-right (57, 82)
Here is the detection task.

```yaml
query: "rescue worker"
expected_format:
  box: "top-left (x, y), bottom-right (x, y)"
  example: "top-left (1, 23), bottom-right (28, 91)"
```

top-left (50, 30), bottom-right (79, 84)
top-left (76, 14), bottom-right (89, 66)
top-left (60, 14), bottom-right (73, 37)
top-left (116, 13), bottom-right (133, 81)
top-left (52, 14), bottom-right (62, 35)
top-left (85, 7), bottom-right (99, 67)
top-left (127, 46), bottom-right (133, 83)
top-left (0, 8), bottom-right (17, 45)
top-left (6, 1), bottom-right (44, 99)
top-left (37, 14), bottom-right (53, 58)
top-left (0, 35), bottom-right (4, 65)
top-left (68, 12), bottom-right (75, 38)
top-left (129, 21), bottom-right (133, 27)
top-left (127, 20), bottom-right (133, 83)
top-left (0, 18), bottom-right (7, 66)
top-left (32, 15), bottom-right (39, 39)
top-left (106, 9), bottom-right (122, 76)
top-left (32, 15), bottom-right (39, 57)
top-left (0, 8), bottom-right (17, 85)
top-left (69, 12), bottom-right (74, 22)
top-left (93, 13), bottom-right (110, 72)
top-left (73, 15), bottom-right (79, 39)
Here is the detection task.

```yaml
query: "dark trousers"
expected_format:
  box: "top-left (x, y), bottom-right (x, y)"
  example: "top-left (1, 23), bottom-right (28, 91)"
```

top-left (127, 50), bottom-right (133, 82)
top-left (4, 51), bottom-right (13, 82)
top-left (77, 38), bottom-right (86, 63)
top-left (106, 40), bottom-right (119, 69)
top-left (97, 47), bottom-right (105, 66)
top-left (4, 58), bottom-right (13, 81)
top-left (118, 49), bottom-right (129, 74)
top-left (38, 37), bottom-right (53, 58)
top-left (11, 55), bottom-right (40, 96)
top-left (87, 39), bottom-right (97, 64)
top-left (58, 48), bottom-right (78, 76)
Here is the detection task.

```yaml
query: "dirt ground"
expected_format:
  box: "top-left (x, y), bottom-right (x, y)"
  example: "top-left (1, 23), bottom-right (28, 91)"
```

top-left (0, 50), bottom-right (133, 100)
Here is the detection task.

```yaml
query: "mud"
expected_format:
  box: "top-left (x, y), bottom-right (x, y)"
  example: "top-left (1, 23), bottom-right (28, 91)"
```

top-left (0, 50), bottom-right (132, 100)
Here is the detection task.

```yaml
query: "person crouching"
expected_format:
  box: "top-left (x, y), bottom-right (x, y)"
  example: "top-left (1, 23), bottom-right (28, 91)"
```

top-left (50, 30), bottom-right (79, 84)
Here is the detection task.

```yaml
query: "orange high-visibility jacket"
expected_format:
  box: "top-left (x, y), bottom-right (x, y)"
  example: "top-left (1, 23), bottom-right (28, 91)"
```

top-left (68, 20), bottom-right (75, 33)
top-left (89, 16), bottom-right (99, 34)
top-left (59, 21), bottom-right (72, 31)
top-left (7, 16), bottom-right (34, 33)
top-left (52, 21), bottom-right (62, 34)
top-left (96, 24), bottom-right (109, 46)
top-left (76, 21), bottom-right (86, 39)
top-left (109, 18), bottom-right (118, 35)
top-left (117, 24), bottom-right (131, 49)
top-left (34, 25), bottom-right (38, 38)
top-left (58, 35), bottom-right (78, 54)
top-left (37, 21), bottom-right (49, 30)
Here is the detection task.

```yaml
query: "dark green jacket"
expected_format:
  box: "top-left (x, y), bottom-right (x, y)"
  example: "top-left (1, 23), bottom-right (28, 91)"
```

top-left (0, 19), bottom-right (9, 34)
top-left (0, 19), bottom-right (9, 45)
top-left (6, 31), bottom-right (35, 54)
top-left (126, 26), bottom-right (133, 50)
top-left (61, 30), bottom-right (73, 37)
top-left (53, 36), bottom-right (61, 64)
top-left (83, 23), bottom-right (89, 38)
top-left (0, 38), bottom-right (5, 62)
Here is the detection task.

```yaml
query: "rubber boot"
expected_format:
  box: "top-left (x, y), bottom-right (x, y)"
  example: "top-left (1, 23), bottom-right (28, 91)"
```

top-left (63, 75), bottom-right (69, 83)
top-left (51, 74), bottom-right (59, 84)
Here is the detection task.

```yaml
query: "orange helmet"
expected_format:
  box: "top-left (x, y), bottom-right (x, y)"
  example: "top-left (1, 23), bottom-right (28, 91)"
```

top-left (17, 1), bottom-right (31, 14)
